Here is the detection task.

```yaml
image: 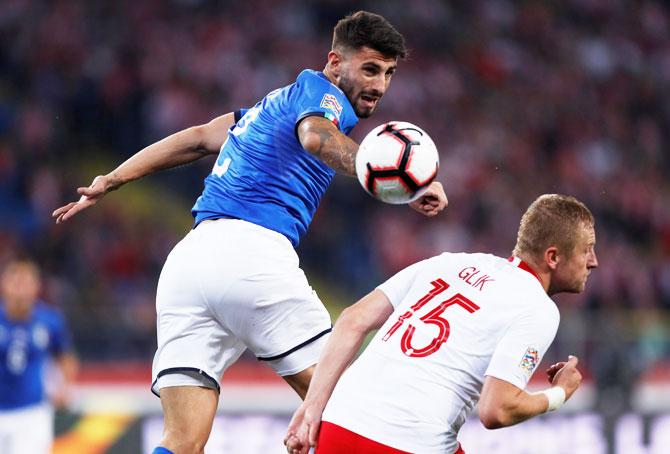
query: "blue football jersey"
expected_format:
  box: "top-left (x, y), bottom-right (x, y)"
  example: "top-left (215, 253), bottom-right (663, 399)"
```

top-left (192, 69), bottom-right (359, 247)
top-left (0, 302), bottom-right (72, 409)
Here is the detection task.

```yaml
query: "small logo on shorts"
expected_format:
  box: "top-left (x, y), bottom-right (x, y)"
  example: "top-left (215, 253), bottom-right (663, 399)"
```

top-left (320, 93), bottom-right (342, 117)
top-left (519, 347), bottom-right (539, 376)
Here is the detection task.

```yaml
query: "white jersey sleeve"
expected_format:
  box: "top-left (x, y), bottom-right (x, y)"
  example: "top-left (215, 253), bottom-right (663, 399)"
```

top-left (484, 304), bottom-right (560, 390)
top-left (376, 259), bottom-right (428, 308)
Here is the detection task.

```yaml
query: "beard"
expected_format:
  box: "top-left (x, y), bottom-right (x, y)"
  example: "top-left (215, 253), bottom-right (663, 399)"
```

top-left (548, 275), bottom-right (587, 296)
top-left (338, 74), bottom-right (377, 118)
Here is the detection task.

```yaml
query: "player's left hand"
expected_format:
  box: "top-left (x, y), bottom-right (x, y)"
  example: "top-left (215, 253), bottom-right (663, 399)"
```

top-left (545, 361), bottom-right (568, 383)
top-left (409, 181), bottom-right (448, 217)
top-left (284, 403), bottom-right (322, 454)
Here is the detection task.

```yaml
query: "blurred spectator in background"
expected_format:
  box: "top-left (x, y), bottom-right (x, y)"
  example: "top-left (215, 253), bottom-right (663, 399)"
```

top-left (0, 259), bottom-right (78, 454)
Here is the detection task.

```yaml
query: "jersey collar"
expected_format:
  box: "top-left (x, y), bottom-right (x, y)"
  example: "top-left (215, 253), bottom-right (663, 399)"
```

top-left (508, 256), bottom-right (542, 284)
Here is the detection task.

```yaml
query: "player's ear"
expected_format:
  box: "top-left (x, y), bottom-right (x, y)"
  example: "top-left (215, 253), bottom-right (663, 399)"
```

top-left (544, 246), bottom-right (560, 271)
top-left (327, 50), bottom-right (343, 77)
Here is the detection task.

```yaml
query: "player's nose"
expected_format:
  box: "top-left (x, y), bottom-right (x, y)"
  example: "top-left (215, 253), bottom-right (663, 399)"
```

top-left (587, 250), bottom-right (598, 269)
top-left (370, 74), bottom-right (386, 94)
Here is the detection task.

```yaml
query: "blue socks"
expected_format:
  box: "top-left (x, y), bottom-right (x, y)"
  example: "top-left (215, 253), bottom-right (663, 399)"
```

top-left (152, 448), bottom-right (175, 454)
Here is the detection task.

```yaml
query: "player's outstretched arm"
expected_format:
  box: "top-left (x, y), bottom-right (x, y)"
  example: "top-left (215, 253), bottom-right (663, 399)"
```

top-left (297, 116), bottom-right (359, 176)
top-left (478, 355), bottom-right (582, 429)
top-left (409, 181), bottom-right (448, 217)
top-left (53, 112), bottom-right (236, 223)
top-left (284, 289), bottom-right (394, 454)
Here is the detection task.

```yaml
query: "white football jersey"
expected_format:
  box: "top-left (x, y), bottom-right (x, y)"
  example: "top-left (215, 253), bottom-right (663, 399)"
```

top-left (322, 253), bottom-right (559, 453)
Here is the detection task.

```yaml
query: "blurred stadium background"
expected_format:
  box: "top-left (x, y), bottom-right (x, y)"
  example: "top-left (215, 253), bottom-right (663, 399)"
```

top-left (2, 0), bottom-right (669, 452)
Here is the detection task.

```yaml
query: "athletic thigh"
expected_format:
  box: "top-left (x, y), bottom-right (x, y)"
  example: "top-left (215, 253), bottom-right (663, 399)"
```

top-left (160, 386), bottom-right (219, 450)
top-left (152, 228), bottom-right (246, 394)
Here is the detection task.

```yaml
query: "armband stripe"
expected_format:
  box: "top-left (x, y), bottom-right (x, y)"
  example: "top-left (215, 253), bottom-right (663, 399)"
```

top-left (294, 111), bottom-right (340, 142)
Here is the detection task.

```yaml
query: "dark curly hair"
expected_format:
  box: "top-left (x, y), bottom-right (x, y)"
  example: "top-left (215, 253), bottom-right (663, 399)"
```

top-left (332, 11), bottom-right (407, 59)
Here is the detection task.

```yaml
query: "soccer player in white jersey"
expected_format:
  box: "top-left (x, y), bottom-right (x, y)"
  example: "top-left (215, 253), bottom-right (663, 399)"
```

top-left (285, 194), bottom-right (598, 454)
top-left (53, 11), bottom-right (447, 454)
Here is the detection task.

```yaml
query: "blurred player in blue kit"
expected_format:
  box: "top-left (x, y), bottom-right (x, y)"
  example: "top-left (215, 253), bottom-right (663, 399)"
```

top-left (0, 259), bottom-right (78, 454)
top-left (54, 10), bottom-right (447, 454)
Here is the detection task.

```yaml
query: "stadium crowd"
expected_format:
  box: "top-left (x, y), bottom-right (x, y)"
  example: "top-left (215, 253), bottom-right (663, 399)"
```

top-left (1, 0), bottom-right (669, 410)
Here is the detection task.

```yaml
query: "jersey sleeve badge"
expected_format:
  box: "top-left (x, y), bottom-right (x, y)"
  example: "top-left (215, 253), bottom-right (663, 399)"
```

top-left (320, 93), bottom-right (343, 118)
top-left (519, 347), bottom-right (539, 376)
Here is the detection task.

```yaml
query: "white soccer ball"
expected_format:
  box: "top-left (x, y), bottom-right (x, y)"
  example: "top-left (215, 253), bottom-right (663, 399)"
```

top-left (355, 121), bottom-right (439, 204)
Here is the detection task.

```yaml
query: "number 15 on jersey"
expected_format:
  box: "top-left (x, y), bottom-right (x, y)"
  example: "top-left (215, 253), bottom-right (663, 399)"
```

top-left (382, 279), bottom-right (480, 358)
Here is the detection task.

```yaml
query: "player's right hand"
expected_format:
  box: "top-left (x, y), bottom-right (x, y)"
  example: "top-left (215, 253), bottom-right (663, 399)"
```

top-left (548, 355), bottom-right (582, 400)
top-left (52, 175), bottom-right (111, 223)
top-left (284, 403), bottom-right (322, 454)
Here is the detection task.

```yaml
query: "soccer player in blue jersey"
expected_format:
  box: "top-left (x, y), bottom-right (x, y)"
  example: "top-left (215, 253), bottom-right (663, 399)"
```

top-left (0, 259), bottom-right (78, 454)
top-left (54, 11), bottom-right (447, 454)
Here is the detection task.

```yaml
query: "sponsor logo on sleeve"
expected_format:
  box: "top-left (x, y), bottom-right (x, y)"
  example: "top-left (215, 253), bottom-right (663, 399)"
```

top-left (519, 347), bottom-right (539, 376)
top-left (320, 93), bottom-right (343, 118)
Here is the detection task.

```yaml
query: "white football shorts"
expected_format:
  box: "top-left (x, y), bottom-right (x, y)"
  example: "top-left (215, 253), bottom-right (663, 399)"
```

top-left (0, 403), bottom-right (53, 454)
top-left (151, 218), bottom-right (332, 395)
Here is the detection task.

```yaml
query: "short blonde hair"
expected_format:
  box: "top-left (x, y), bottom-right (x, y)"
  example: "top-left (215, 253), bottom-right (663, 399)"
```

top-left (513, 194), bottom-right (594, 259)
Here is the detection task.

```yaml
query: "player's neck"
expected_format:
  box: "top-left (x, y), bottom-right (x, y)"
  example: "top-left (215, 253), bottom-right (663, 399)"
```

top-left (516, 255), bottom-right (551, 294)
top-left (323, 65), bottom-right (338, 86)
top-left (3, 300), bottom-right (33, 321)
